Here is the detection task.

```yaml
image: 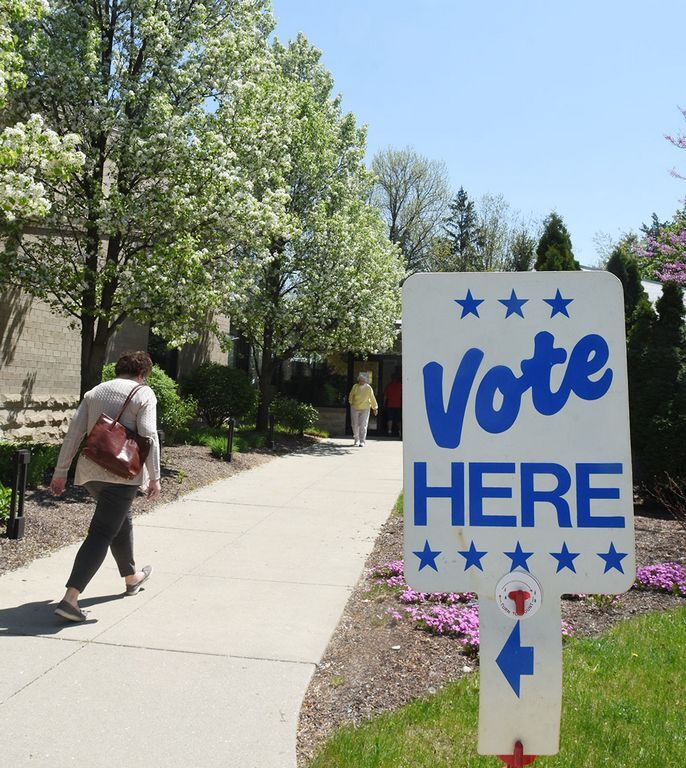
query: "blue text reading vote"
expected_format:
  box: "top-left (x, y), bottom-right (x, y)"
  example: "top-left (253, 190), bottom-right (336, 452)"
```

top-left (423, 331), bottom-right (612, 449)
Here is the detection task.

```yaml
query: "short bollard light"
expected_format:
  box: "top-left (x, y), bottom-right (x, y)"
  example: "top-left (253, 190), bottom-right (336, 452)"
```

top-left (7, 448), bottom-right (31, 540)
top-left (157, 430), bottom-right (165, 463)
top-left (225, 418), bottom-right (235, 462)
top-left (267, 414), bottom-right (275, 450)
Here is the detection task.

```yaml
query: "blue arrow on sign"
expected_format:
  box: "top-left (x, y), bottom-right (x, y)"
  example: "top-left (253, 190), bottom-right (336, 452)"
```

top-left (496, 621), bottom-right (534, 697)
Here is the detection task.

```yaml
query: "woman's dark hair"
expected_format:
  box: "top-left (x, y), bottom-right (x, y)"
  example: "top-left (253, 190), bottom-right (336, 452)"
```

top-left (115, 351), bottom-right (153, 379)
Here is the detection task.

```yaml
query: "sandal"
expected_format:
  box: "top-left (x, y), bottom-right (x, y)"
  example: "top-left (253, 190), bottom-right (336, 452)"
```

top-left (126, 564), bottom-right (153, 596)
top-left (54, 600), bottom-right (88, 622)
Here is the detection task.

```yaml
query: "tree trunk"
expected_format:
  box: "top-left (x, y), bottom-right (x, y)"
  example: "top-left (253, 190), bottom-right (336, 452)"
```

top-left (79, 316), bottom-right (110, 397)
top-left (78, 121), bottom-right (108, 398)
top-left (79, 314), bottom-right (94, 399)
top-left (256, 328), bottom-right (274, 433)
top-left (255, 245), bottom-right (284, 432)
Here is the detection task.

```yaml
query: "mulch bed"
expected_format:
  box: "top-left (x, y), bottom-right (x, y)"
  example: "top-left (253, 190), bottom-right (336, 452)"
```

top-left (296, 504), bottom-right (686, 766)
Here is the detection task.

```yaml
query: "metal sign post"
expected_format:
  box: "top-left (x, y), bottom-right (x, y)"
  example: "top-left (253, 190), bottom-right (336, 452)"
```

top-left (225, 417), bottom-right (235, 462)
top-left (402, 272), bottom-right (635, 760)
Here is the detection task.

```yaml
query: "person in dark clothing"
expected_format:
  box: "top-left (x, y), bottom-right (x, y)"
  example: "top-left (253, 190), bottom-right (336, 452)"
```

top-left (383, 371), bottom-right (402, 437)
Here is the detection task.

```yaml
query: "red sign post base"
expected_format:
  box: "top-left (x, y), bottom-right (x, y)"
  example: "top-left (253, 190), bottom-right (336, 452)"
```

top-left (497, 741), bottom-right (537, 767)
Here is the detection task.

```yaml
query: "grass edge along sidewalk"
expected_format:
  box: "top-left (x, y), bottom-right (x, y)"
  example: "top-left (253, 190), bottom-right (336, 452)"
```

top-left (308, 605), bottom-right (686, 767)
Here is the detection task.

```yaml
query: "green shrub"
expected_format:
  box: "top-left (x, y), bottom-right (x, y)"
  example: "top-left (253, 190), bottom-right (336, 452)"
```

top-left (173, 424), bottom-right (267, 457)
top-left (173, 425), bottom-right (222, 446)
top-left (270, 395), bottom-right (319, 435)
top-left (0, 441), bottom-right (62, 487)
top-left (0, 482), bottom-right (11, 522)
top-left (235, 428), bottom-right (266, 451)
top-left (168, 423), bottom-right (267, 461)
top-left (102, 363), bottom-right (196, 440)
top-left (205, 435), bottom-right (228, 459)
top-left (180, 363), bottom-right (257, 427)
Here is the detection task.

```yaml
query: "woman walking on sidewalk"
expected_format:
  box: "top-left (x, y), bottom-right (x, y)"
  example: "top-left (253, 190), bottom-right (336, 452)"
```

top-left (348, 372), bottom-right (378, 447)
top-left (49, 351), bottom-right (161, 622)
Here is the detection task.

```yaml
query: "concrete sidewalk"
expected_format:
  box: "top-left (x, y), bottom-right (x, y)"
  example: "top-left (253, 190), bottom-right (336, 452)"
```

top-left (0, 438), bottom-right (402, 768)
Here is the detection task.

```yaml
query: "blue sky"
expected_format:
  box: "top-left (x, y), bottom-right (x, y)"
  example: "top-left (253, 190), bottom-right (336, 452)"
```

top-left (270, 0), bottom-right (686, 266)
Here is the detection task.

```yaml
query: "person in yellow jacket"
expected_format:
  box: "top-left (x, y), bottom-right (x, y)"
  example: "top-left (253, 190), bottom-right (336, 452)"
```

top-left (348, 372), bottom-right (378, 447)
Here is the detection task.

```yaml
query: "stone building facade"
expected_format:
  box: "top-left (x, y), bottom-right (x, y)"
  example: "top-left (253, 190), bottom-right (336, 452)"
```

top-left (0, 286), bottom-right (229, 442)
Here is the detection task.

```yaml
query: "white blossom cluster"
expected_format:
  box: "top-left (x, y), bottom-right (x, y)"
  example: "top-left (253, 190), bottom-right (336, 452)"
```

top-left (0, 0), bottom-right (47, 102)
top-left (0, 0), bottom-right (84, 221)
top-left (0, 114), bottom-right (84, 219)
top-left (2, 0), bottom-right (403, 389)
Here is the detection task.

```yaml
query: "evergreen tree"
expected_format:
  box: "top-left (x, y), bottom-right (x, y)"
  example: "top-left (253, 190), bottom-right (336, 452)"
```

top-left (535, 212), bottom-right (580, 271)
top-left (606, 239), bottom-right (645, 324)
top-left (443, 187), bottom-right (480, 270)
top-left (426, 235), bottom-right (454, 272)
top-left (650, 282), bottom-right (685, 410)
top-left (629, 283), bottom-right (686, 486)
top-left (626, 295), bottom-right (657, 481)
top-left (640, 212), bottom-right (668, 240)
top-left (508, 229), bottom-right (536, 272)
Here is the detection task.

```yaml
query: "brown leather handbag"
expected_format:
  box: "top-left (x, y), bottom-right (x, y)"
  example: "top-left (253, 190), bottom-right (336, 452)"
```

top-left (81, 383), bottom-right (152, 480)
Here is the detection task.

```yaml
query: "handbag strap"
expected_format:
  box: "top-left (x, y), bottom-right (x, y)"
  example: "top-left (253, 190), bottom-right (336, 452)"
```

top-left (112, 382), bottom-right (147, 425)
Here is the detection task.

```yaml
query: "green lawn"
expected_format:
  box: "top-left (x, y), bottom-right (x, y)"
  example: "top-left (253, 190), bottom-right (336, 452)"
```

top-left (309, 607), bottom-right (686, 768)
top-left (392, 492), bottom-right (403, 517)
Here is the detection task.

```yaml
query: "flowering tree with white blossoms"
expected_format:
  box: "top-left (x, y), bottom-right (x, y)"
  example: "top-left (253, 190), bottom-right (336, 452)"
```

top-left (0, 0), bottom-right (83, 222)
top-left (1, 0), bottom-right (283, 395)
top-left (219, 35), bottom-right (404, 430)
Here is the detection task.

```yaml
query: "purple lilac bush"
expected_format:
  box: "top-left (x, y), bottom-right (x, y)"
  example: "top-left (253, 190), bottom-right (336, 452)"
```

top-left (637, 228), bottom-right (686, 285)
top-left (635, 563), bottom-right (686, 597)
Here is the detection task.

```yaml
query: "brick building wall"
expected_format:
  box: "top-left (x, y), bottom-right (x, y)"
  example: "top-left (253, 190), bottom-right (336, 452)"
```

top-left (0, 288), bottom-right (81, 441)
top-left (177, 313), bottom-right (230, 379)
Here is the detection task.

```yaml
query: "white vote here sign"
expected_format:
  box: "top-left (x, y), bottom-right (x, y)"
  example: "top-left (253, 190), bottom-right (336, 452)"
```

top-left (402, 271), bottom-right (635, 757)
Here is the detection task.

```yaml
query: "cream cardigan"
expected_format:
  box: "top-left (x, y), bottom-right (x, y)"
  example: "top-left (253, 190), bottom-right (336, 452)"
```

top-left (54, 378), bottom-right (161, 486)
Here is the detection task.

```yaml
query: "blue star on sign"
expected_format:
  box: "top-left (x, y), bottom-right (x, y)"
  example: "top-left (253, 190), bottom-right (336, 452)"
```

top-left (550, 542), bottom-right (580, 573)
top-left (454, 289), bottom-right (484, 318)
top-left (414, 540), bottom-right (441, 572)
top-left (598, 543), bottom-right (628, 574)
top-left (504, 541), bottom-right (534, 572)
top-left (458, 541), bottom-right (488, 571)
top-left (543, 288), bottom-right (574, 318)
top-left (498, 289), bottom-right (528, 318)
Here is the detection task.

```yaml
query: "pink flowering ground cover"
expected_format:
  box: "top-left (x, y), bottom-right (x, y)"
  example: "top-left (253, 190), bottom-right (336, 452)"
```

top-left (635, 562), bottom-right (686, 596)
top-left (373, 561), bottom-right (480, 654)
top-left (373, 559), bottom-right (686, 657)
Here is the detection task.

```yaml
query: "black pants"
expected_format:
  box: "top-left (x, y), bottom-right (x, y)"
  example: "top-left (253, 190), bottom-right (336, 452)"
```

top-left (66, 482), bottom-right (139, 592)
top-left (386, 407), bottom-right (402, 436)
